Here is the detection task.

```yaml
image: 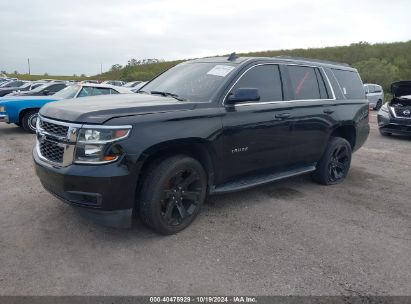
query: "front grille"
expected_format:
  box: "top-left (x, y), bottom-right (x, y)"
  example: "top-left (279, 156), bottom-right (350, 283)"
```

top-left (39, 140), bottom-right (64, 163)
top-left (393, 107), bottom-right (411, 118)
top-left (39, 120), bottom-right (69, 137)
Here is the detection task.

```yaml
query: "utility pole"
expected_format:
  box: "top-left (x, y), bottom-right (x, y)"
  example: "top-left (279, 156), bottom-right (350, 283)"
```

top-left (27, 58), bottom-right (31, 75)
top-left (100, 62), bottom-right (102, 74)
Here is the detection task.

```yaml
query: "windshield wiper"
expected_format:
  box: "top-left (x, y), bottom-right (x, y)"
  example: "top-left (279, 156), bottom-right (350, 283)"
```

top-left (150, 91), bottom-right (186, 101)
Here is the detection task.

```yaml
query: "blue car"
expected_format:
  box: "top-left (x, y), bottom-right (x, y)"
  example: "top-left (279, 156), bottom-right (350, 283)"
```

top-left (0, 84), bottom-right (132, 133)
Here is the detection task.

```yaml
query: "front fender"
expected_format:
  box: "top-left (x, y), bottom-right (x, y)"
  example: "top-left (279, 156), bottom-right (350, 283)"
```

top-left (2, 98), bottom-right (59, 123)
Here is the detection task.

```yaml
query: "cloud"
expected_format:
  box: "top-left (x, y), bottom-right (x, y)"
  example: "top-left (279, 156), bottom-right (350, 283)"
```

top-left (0, 0), bottom-right (410, 75)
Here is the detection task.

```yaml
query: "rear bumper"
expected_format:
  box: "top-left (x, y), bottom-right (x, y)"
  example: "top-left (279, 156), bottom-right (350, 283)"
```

top-left (33, 147), bottom-right (138, 228)
top-left (0, 114), bottom-right (8, 123)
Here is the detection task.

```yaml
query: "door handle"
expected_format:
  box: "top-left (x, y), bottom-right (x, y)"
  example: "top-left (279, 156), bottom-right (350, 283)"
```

top-left (323, 109), bottom-right (334, 114)
top-left (275, 113), bottom-right (291, 119)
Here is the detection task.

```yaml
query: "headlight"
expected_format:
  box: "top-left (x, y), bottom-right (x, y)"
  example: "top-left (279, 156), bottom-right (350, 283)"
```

top-left (0, 106), bottom-right (5, 112)
top-left (74, 126), bottom-right (131, 164)
top-left (380, 103), bottom-right (389, 113)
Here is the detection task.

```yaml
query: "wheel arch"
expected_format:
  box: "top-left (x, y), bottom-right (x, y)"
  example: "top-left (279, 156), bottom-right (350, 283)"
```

top-left (330, 124), bottom-right (356, 149)
top-left (136, 138), bottom-right (217, 194)
top-left (18, 107), bottom-right (40, 124)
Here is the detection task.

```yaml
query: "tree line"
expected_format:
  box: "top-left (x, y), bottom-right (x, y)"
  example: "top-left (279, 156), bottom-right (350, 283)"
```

top-left (102, 40), bottom-right (411, 93)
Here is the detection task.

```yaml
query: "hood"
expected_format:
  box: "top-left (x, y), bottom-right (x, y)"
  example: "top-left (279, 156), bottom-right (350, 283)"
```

top-left (391, 81), bottom-right (411, 97)
top-left (40, 93), bottom-right (197, 124)
top-left (0, 96), bottom-right (61, 103)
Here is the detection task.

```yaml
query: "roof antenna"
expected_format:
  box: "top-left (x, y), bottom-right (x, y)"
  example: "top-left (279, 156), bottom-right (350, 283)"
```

top-left (227, 52), bottom-right (238, 61)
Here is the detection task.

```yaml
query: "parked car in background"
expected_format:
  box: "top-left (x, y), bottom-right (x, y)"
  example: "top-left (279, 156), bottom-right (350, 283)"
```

top-left (130, 81), bottom-right (147, 92)
top-left (0, 80), bottom-right (26, 88)
top-left (37, 79), bottom-right (58, 83)
top-left (102, 80), bottom-right (125, 86)
top-left (378, 81), bottom-right (411, 136)
top-left (32, 56), bottom-right (369, 234)
top-left (124, 81), bottom-right (143, 88)
top-left (6, 82), bottom-right (67, 97)
top-left (0, 83), bottom-right (132, 133)
top-left (364, 83), bottom-right (384, 110)
top-left (0, 81), bottom-right (31, 97)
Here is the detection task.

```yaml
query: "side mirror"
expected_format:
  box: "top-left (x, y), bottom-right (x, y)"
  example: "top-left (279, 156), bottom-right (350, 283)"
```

top-left (226, 88), bottom-right (260, 104)
top-left (43, 89), bottom-right (50, 95)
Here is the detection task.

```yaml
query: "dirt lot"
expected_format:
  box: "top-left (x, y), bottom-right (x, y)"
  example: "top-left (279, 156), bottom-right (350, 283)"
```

top-left (0, 114), bottom-right (410, 296)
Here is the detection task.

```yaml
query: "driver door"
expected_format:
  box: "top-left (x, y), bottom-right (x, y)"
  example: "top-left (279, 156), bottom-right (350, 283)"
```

top-left (220, 64), bottom-right (294, 182)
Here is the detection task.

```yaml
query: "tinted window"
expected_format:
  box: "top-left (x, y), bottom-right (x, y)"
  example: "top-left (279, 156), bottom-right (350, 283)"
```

top-left (332, 69), bottom-right (365, 99)
top-left (231, 65), bottom-right (283, 102)
top-left (110, 89), bottom-right (119, 94)
top-left (91, 87), bottom-right (111, 96)
top-left (288, 66), bottom-right (322, 100)
top-left (48, 84), bottom-right (66, 93)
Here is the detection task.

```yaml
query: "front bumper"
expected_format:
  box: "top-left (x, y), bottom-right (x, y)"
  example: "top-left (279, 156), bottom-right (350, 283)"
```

top-left (33, 147), bottom-right (138, 228)
top-left (377, 113), bottom-right (411, 135)
top-left (0, 114), bottom-right (9, 123)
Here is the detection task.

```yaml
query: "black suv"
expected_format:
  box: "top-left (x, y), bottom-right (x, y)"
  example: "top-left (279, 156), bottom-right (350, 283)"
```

top-left (33, 55), bottom-right (370, 234)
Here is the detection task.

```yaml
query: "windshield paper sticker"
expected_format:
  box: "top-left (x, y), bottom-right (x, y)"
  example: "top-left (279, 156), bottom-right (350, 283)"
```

top-left (207, 65), bottom-right (235, 77)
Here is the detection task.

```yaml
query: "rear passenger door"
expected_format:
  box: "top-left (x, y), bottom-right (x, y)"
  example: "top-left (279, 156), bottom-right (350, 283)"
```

top-left (282, 65), bottom-right (335, 167)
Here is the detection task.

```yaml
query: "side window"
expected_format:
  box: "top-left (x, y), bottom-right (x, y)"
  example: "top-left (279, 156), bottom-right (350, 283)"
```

top-left (231, 65), bottom-right (283, 102)
top-left (78, 87), bottom-right (94, 97)
top-left (368, 85), bottom-right (375, 93)
top-left (47, 84), bottom-right (65, 93)
top-left (332, 69), bottom-right (365, 99)
top-left (288, 66), bottom-right (322, 100)
top-left (110, 89), bottom-right (119, 94)
top-left (90, 87), bottom-right (112, 96)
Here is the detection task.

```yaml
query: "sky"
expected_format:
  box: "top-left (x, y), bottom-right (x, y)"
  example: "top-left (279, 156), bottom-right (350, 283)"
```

top-left (0, 0), bottom-right (410, 76)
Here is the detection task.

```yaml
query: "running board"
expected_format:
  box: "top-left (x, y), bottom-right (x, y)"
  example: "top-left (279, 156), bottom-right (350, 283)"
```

top-left (210, 166), bottom-right (316, 194)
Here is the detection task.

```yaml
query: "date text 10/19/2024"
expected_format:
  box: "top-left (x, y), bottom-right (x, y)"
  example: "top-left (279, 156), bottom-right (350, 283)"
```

top-left (150, 296), bottom-right (257, 303)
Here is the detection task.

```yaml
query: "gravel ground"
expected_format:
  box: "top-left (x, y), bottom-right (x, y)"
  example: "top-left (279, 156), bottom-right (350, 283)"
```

top-left (0, 114), bottom-right (410, 296)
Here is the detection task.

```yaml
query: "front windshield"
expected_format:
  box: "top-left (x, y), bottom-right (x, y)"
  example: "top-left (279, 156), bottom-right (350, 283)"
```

top-left (53, 85), bottom-right (80, 99)
top-left (141, 62), bottom-right (237, 102)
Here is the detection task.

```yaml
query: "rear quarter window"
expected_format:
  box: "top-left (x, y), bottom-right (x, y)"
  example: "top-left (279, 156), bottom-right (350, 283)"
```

top-left (332, 69), bottom-right (365, 99)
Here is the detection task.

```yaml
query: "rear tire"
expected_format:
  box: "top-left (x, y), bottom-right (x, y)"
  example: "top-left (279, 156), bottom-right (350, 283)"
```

top-left (313, 137), bottom-right (352, 185)
top-left (374, 100), bottom-right (383, 111)
top-left (21, 110), bottom-right (38, 133)
top-left (139, 155), bottom-right (207, 235)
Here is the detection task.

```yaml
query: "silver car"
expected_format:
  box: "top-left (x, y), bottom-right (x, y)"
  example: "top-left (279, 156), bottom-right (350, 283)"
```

top-left (364, 83), bottom-right (384, 110)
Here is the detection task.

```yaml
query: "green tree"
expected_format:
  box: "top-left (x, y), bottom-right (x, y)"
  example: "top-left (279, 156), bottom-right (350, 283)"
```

top-left (353, 58), bottom-right (400, 90)
top-left (110, 64), bottom-right (123, 71)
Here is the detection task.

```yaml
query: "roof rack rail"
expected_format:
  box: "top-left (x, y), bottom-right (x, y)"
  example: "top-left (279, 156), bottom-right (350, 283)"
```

top-left (275, 55), bottom-right (350, 67)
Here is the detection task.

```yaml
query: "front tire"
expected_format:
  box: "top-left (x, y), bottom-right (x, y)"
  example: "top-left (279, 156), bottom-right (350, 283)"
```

top-left (21, 110), bottom-right (39, 133)
top-left (139, 155), bottom-right (207, 235)
top-left (313, 137), bottom-right (352, 185)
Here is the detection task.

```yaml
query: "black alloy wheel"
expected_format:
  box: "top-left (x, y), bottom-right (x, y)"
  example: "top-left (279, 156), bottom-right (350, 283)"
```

top-left (161, 168), bottom-right (203, 226)
top-left (313, 137), bottom-right (352, 185)
top-left (139, 155), bottom-right (207, 234)
top-left (328, 145), bottom-right (350, 183)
